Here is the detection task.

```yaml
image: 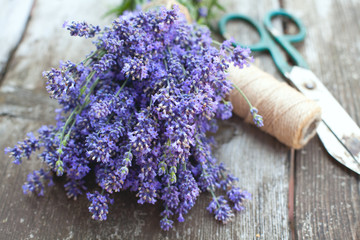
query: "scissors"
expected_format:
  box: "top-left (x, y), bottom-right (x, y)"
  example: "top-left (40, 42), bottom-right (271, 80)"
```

top-left (219, 9), bottom-right (360, 174)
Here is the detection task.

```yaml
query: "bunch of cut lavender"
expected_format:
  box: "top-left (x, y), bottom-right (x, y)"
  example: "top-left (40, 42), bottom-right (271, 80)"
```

top-left (5, 6), bottom-right (255, 230)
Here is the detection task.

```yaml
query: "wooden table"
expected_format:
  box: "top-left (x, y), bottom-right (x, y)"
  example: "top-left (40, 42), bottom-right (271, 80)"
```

top-left (0, 0), bottom-right (359, 239)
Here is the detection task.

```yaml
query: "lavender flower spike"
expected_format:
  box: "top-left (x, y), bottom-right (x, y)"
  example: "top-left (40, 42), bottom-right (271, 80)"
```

top-left (250, 107), bottom-right (264, 127)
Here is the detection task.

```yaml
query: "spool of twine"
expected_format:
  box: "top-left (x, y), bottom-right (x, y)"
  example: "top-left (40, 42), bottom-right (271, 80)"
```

top-left (228, 64), bottom-right (322, 149)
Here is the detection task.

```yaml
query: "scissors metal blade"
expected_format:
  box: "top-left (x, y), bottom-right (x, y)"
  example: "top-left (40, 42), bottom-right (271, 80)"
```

top-left (287, 66), bottom-right (360, 174)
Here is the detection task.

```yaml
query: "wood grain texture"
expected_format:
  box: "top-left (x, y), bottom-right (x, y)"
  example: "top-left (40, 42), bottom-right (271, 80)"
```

top-left (0, 0), bottom-right (293, 239)
top-left (0, 0), bottom-right (34, 78)
top-left (283, 0), bottom-right (360, 239)
top-left (1, 0), bottom-right (120, 91)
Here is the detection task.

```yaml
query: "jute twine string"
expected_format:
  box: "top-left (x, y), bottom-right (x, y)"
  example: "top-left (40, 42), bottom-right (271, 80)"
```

top-left (228, 64), bottom-right (322, 149)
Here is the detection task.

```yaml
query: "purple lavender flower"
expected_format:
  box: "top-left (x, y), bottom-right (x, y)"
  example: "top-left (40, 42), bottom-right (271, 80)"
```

top-left (220, 39), bottom-right (254, 69)
top-left (64, 179), bottom-right (87, 200)
top-left (96, 167), bottom-right (124, 193)
top-left (198, 7), bottom-right (208, 18)
top-left (5, 132), bottom-right (39, 164)
top-left (214, 202), bottom-right (234, 223)
top-left (93, 53), bottom-right (116, 73)
top-left (87, 191), bottom-right (114, 221)
top-left (137, 181), bottom-right (158, 204)
top-left (216, 101), bottom-right (233, 120)
top-left (160, 217), bottom-right (173, 231)
top-left (250, 107), bottom-right (264, 127)
top-left (220, 38), bottom-right (235, 53)
top-left (207, 196), bottom-right (234, 223)
top-left (43, 68), bottom-right (64, 99)
top-left (22, 169), bottom-right (53, 196)
top-left (65, 21), bottom-right (101, 38)
top-left (232, 46), bottom-right (253, 69)
top-left (161, 186), bottom-right (180, 209)
top-left (227, 187), bottom-right (251, 212)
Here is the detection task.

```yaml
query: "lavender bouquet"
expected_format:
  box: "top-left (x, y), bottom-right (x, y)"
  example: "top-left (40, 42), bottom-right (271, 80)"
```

top-left (5, 6), bottom-right (260, 230)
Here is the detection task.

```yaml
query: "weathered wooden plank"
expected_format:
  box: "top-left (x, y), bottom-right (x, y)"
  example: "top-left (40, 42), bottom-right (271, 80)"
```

top-left (0, 87), bottom-right (57, 121)
top-left (0, 0), bottom-right (292, 239)
top-left (0, 0), bottom-right (34, 79)
top-left (1, 0), bottom-right (120, 91)
top-left (283, 0), bottom-right (360, 239)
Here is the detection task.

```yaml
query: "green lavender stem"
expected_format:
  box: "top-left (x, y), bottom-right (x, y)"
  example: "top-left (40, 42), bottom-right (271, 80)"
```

top-left (55, 77), bottom-right (100, 175)
top-left (232, 82), bottom-right (254, 109)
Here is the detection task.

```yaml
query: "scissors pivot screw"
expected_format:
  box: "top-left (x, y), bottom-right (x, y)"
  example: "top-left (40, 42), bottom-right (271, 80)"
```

top-left (304, 81), bottom-right (315, 90)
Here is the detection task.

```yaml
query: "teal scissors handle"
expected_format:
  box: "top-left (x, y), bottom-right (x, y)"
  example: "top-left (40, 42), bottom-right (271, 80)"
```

top-left (219, 9), bottom-right (309, 76)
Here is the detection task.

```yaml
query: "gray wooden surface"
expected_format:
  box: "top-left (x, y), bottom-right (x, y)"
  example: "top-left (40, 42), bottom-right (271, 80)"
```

top-left (0, 0), bottom-right (359, 239)
top-left (285, 0), bottom-right (360, 239)
top-left (0, 0), bottom-right (34, 77)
